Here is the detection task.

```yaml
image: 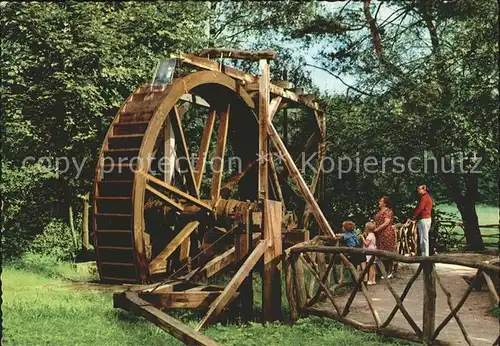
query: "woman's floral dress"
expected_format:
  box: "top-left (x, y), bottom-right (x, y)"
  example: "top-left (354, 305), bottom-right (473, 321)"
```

top-left (374, 208), bottom-right (396, 252)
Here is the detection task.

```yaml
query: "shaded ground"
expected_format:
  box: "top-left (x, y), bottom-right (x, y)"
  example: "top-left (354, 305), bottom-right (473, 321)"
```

top-left (318, 256), bottom-right (499, 345)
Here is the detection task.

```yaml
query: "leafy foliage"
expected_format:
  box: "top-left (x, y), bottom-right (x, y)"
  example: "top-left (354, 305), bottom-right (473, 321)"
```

top-left (1, 2), bottom-right (208, 259)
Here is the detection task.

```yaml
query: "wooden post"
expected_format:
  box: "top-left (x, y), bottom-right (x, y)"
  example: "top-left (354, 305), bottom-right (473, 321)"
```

top-left (292, 253), bottom-right (307, 309)
top-left (262, 199), bottom-right (282, 322)
top-left (68, 204), bottom-right (78, 252)
top-left (422, 262), bottom-right (436, 345)
top-left (238, 208), bottom-right (254, 322)
top-left (82, 192), bottom-right (90, 250)
top-left (258, 59), bottom-right (270, 200)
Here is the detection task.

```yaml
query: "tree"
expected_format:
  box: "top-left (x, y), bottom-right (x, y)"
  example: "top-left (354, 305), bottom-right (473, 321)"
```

top-left (290, 0), bottom-right (498, 249)
top-left (1, 2), bottom-right (209, 258)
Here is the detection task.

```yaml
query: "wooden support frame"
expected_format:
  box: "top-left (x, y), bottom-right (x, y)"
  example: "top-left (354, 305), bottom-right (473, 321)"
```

top-left (196, 240), bottom-right (268, 331)
top-left (140, 171), bottom-right (212, 213)
top-left (149, 221), bottom-right (200, 274)
top-left (172, 52), bottom-right (321, 111)
top-left (139, 291), bottom-right (235, 309)
top-left (198, 48), bottom-right (277, 61)
top-left (114, 291), bottom-right (219, 346)
top-left (145, 184), bottom-right (184, 212)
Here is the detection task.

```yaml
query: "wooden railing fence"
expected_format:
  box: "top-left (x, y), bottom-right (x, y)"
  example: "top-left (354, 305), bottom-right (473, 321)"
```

top-left (284, 237), bottom-right (500, 346)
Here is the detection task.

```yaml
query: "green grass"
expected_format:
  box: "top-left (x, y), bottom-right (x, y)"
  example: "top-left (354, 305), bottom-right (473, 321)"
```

top-left (436, 203), bottom-right (499, 248)
top-left (2, 255), bottom-right (413, 346)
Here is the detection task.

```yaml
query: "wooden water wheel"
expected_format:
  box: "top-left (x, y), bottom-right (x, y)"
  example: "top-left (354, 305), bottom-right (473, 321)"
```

top-left (93, 50), bottom-right (335, 286)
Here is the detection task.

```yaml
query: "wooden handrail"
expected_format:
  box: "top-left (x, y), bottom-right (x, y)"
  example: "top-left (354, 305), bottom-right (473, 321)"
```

top-left (289, 245), bottom-right (500, 272)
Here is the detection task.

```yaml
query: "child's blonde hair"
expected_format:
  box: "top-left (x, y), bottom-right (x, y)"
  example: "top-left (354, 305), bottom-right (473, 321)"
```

top-left (365, 222), bottom-right (376, 232)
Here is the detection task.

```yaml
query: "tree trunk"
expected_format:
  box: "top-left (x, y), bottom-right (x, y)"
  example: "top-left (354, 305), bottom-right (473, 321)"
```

top-left (457, 200), bottom-right (484, 252)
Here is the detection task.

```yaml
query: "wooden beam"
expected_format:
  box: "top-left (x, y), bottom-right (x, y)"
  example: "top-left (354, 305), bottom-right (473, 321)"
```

top-left (149, 221), bottom-right (200, 274)
top-left (172, 52), bottom-right (258, 84)
top-left (145, 184), bottom-right (184, 212)
top-left (266, 121), bottom-right (335, 237)
top-left (245, 83), bottom-right (321, 111)
top-left (211, 105), bottom-right (230, 200)
top-left (196, 240), bottom-right (267, 331)
top-left (263, 200), bottom-right (283, 322)
top-left (180, 93), bottom-right (210, 108)
top-left (139, 291), bottom-right (236, 309)
top-left (173, 52), bottom-right (320, 111)
top-left (196, 247), bottom-right (236, 280)
top-left (268, 96), bottom-right (282, 122)
top-left (114, 291), bottom-right (219, 346)
top-left (268, 154), bottom-right (285, 208)
top-left (422, 263), bottom-right (436, 345)
top-left (198, 48), bottom-right (277, 61)
top-left (258, 59), bottom-right (270, 200)
top-left (194, 233), bottom-right (261, 281)
top-left (170, 105), bottom-right (199, 198)
top-left (195, 109), bottom-right (216, 190)
top-left (140, 172), bottom-right (212, 213)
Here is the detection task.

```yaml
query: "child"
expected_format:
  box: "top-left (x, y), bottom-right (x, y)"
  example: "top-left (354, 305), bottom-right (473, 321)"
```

top-left (334, 221), bottom-right (358, 247)
top-left (334, 221), bottom-right (364, 269)
top-left (360, 222), bottom-right (377, 285)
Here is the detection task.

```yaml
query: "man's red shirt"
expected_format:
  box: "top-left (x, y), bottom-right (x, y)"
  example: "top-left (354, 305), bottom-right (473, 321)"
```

top-left (413, 193), bottom-right (433, 220)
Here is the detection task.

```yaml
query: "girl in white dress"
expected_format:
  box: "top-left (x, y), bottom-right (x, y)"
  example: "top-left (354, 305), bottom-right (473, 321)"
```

top-left (360, 222), bottom-right (377, 285)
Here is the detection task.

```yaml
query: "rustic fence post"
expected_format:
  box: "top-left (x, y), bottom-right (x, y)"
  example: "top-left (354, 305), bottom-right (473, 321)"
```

top-left (422, 262), bottom-right (436, 345)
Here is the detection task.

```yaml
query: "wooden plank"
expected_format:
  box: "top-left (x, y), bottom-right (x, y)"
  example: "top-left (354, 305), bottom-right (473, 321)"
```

top-left (139, 291), bottom-right (234, 309)
top-left (140, 172), bottom-right (212, 213)
top-left (170, 105), bottom-right (199, 198)
top-left (195, 109), bottom-right (216, 190)
top-left (211, 105), bottom-right (230, 200)
top-left (240, 208), bottom-right (254, 322)
top-left (172, 52), bottom-right (258, 84)
top-left (179, 236), bottom-right (191, 270)
top-left (198, 48), bottom-right (277, 60)
top-left (196, 247), bottom-right (236, 280)
top-left (245, 83), bottom-right (321, 111)
top-left (268, 96), bottom-right (282, 121)
top-left (258, 59), bottom-right (270, 200)
top-left (422, 262), bottom-right (436, 345)
top-left (180, 93), bottom-right (210, 108)
top-left (267, 120), bottom-right (335, 237)
top-left (263, 199), bottom-right (282, 322)
top-left (149, 221), bottom-right (200, 274)
top-left (145, 184), bottom-right (184, 212)
top-left (196, 240), bottom-right (267, 331)
top-left (268, 154), bottom-right (285, 208)
top-left (114, 291), bottom-right (219, 346)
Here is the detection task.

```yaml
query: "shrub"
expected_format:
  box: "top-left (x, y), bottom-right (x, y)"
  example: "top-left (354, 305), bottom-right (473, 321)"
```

top-left (30, 219), bottom-right (77, 261)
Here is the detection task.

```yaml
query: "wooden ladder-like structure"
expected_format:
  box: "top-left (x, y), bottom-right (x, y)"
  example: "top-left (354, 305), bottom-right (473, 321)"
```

top-left (93, 87), bottom-right (166, 283)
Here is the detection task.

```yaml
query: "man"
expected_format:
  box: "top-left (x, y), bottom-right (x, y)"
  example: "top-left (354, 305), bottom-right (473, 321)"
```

top-left (406, 185), bottom-right (433, 256)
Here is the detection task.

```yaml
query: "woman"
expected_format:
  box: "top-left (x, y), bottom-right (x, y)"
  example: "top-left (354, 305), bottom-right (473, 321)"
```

top-left (373, 196), bottom-right (396, 278)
